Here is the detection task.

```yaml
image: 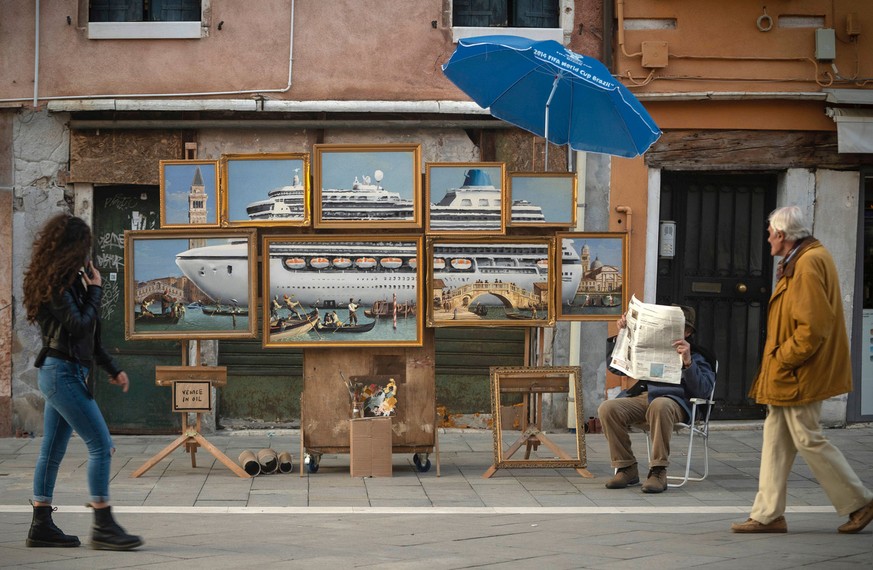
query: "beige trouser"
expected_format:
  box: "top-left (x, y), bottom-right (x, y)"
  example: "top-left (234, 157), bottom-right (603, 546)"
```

top-left (597, 393), bottom-right (684, 469)
top-left (750, 402), bottom-right (873, 523)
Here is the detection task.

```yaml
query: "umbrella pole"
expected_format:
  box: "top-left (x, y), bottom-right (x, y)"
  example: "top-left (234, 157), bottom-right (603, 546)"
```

top-left (543, 75), bottom-right (560, 172)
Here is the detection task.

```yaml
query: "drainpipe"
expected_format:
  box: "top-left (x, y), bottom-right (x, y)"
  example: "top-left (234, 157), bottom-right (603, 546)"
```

top-left (33, 0), bottom-right (40, 106)
top-left (7, 0), bottom-right (295, 106)
top-left (615, 205), bottom-right (633, 233)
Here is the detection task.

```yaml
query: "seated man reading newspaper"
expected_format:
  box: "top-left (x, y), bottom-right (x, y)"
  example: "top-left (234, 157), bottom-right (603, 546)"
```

top-left (599, 298), bottom-right (716, 493)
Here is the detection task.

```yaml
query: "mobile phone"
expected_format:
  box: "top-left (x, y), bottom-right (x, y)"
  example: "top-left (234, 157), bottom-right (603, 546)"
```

top-left (83, 255), bottom-right (94, 279)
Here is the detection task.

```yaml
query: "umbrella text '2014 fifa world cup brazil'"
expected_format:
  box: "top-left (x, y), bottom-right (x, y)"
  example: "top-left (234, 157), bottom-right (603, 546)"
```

top-left (442, 35), bottom-right (662, 161)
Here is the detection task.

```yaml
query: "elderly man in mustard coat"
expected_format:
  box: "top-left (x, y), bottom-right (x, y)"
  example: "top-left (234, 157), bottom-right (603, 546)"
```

top-left (732, 205), bottom-right (873, 534)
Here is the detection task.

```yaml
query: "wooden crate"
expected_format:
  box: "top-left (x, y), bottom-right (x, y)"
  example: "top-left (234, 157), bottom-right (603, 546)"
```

top-left (301, 329), bottom-right (435, 455)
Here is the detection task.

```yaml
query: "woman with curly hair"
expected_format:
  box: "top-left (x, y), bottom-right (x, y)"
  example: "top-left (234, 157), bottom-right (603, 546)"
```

top-left (23, 213), bottom-right (142, 551)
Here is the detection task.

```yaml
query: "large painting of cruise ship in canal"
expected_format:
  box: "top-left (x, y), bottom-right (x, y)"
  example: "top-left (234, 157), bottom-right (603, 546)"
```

top-left (221, 153), bottom-right (310, 226)
top-left (313, 144), bottom-right (422, 229)
top-left (426, 236), bottom-right (561, 327)
top-left (261, 235), bottom-right (424, 348)
top-left (556, 232), bottom-right (628, 321)
top-left (123, 229), bottom-right (258, 340)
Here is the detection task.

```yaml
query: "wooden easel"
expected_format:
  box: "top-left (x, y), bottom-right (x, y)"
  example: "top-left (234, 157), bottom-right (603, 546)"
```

top-left (130, 343), bottom-right (251, 479)
top-left (483, 332), bottom-right (593, 479)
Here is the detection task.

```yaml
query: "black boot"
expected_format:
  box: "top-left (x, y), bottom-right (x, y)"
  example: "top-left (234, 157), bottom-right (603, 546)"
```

top-left (26, 504), bottom-right (81, 547)
top-left (90, 505), bottom-right (143, 551)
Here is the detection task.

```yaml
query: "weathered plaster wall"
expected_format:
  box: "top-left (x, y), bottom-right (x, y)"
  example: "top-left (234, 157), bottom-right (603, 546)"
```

top-left (10, 110), bottom-right (71, 434)
top-left (814, 169), bottom-right (860, 427)
top-left (776, 167), bottom-right (859, 426)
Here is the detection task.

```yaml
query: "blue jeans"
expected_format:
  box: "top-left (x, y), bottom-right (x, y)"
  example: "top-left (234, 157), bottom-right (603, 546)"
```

top-left (33, 357), bottom-right (113, 504)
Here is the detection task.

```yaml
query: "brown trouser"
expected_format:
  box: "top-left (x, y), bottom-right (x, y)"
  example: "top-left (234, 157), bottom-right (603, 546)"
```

top-left (597, 393), bottom-right (684, 469)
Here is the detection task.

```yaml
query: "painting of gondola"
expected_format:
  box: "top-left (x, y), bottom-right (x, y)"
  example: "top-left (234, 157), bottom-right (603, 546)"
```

top-left (220, 153), bottom-right (311, 227)
top-left (556, 232), bottom-right (628, 321)
top-left (506, 172), bottom-right (577, 228)
top-left (425, 163), bottom-right (506, 236)
top-left (425, 236), bottom-right (556, 327)
top-left (313, 144), bottom-right (422, 229)
top-left (261, 235), bottom-right (424, 348)
top-left (124, 229), bottom-right (258, 340)
top-left (159, 160), bottom-right (220, 228)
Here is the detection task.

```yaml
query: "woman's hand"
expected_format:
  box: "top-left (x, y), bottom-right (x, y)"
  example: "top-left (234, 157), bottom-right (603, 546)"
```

top-left (109, 371), bottom-right (129, 393)
top-left (82, 260), bottom-right (103, 288)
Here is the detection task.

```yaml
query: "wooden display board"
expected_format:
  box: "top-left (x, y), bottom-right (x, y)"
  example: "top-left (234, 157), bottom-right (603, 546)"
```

top-left (299, 328), bottom-right (438, 475)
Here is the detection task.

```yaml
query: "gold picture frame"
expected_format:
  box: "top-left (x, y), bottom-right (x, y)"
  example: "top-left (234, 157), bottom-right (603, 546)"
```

top-left (488, 366), bottom-right (586, 473)
top-left (557, 232), bottom-right (629, 321)
top-left (426, 236), bottom-right (555, 327)
top-left (124, 229), bottom-right (258, 340)
top-left (425, 162), bottom-right (506, 235)
top-left (220, 153), bottom-right (311, 227)
top-left (159, 160), bottom-right (220, 228)
top-left (313, 144), bottom-right (422, 229)
top-left (506, 171), bottom-right (577, 228)
top-left (261, 234), bottom-right (424, 348)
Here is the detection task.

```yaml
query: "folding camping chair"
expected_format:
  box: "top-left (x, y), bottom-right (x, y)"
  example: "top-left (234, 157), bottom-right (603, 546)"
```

top-left (642, 362), bottom-right (718, 488)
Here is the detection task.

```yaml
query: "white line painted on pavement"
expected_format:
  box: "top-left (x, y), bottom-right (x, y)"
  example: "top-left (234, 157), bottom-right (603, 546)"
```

top-left (0, 505), bottom-right (837, 515)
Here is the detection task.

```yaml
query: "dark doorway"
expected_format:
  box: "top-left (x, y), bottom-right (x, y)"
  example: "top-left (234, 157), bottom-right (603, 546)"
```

top-left (91, 186), bottom-right (180, 433)
top-left (657, 172), bottom-right (776, 419)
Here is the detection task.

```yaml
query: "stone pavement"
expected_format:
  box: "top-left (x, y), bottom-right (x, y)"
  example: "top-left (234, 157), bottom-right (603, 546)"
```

top-left (1, 424), bottom-right (871, 568)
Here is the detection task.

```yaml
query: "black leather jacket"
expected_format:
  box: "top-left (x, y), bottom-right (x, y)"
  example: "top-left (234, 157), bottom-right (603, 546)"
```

top-left (34, 279), bottom-right (121, 378)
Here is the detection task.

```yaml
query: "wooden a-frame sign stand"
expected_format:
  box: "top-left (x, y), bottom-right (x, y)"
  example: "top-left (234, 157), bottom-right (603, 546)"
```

top-left (130, 341), bottom-right (250, 478)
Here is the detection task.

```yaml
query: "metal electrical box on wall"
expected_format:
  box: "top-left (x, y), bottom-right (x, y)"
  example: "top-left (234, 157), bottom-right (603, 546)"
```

top-left (815, 29), bottom-right (836, 61)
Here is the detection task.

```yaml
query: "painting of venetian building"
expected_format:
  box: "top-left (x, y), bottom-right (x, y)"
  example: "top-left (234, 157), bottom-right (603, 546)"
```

top-left (557, 233), bottom-right (628, 321)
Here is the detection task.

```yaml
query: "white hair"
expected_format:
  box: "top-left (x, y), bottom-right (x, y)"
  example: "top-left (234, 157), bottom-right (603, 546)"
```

top-left (768, 205), bottom-right (811, 242)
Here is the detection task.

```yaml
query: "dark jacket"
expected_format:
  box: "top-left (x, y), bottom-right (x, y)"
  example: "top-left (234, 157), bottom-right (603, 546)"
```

top-left (35, 279), bottom-right (122, 379)
top-left (608, 338), bottom-right (716, 422)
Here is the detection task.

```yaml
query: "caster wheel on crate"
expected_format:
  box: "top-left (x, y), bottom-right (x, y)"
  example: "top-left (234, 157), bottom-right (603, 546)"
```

top-left (412, 453), bottom-right (431, 473)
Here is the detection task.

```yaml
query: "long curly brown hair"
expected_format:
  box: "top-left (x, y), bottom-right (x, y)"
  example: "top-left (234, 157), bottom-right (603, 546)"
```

top-left (22, 213), bottom-right (93, 323)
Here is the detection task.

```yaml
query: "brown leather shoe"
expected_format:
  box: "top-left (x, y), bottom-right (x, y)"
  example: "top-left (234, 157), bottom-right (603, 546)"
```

top-left (837, 499), bottom-right (873, 534)
top-left (731, 516), bottom-right (787, 533)
top-left (641, 466), bottom-right (667, 493)
top-left (605, 464), bottom-right (639, 489)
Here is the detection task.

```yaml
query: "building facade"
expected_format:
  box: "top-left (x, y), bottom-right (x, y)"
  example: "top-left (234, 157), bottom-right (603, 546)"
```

top-left (1, 1), bottom-right (872, 435)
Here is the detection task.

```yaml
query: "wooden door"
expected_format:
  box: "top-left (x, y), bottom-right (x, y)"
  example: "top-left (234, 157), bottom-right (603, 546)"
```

top-left (91, 186), bottom-right (180, 433)
top-left (657, 172), bottom-right (776, 419)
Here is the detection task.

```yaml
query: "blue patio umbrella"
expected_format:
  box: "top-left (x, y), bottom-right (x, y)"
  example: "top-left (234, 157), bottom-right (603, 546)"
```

top-left (442, 35), bottom-right (661, 162)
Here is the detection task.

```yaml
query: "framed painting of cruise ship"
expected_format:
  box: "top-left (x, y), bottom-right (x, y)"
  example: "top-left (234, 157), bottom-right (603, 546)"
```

top-left (220, 153), bottom-right (311, 227)
top-left (506, 172), bottom-right (578, 228)
top-left (313, 144), bottom-right (422, 229)
top-left (261, 235), bottom-right (424, 348)
top-left (425, 163), bottom-right (506, 235)
top-left (159, 160), bottom-right (220, 228)
top-left (426, 236), bottom-right (555, 327)
top-left (556, 232), bottom-right (628, 321)
top-left (123, 229), bottom-right (258, 340)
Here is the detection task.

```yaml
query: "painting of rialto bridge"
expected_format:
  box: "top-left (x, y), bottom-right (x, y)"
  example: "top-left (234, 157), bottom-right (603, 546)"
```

top-left (431, 279), bottom-right (550, 322)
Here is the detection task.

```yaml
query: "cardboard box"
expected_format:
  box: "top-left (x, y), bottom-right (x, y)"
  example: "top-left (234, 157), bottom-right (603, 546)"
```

top-left (349, 417), bottom-right (393, 477)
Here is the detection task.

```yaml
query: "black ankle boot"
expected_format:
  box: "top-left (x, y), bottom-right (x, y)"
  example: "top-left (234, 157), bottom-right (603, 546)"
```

top-left (90, 505), bottom-right (143, 551)
top-left (26, 504), bottom-right (81, 547)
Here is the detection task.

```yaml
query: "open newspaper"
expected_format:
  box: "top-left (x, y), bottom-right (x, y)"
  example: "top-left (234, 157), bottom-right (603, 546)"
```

top-left (609, 295), bottom-right (686, 385)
